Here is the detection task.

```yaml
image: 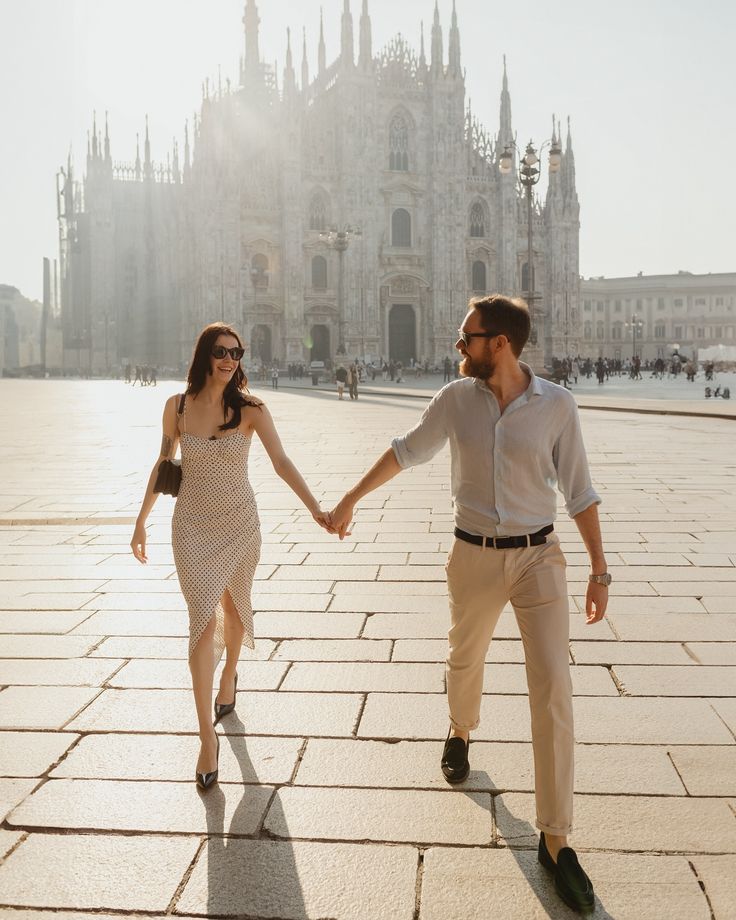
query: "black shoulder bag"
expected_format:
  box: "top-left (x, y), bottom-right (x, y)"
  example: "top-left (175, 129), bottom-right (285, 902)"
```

top-left (153, 393), bottom-right (186, 497)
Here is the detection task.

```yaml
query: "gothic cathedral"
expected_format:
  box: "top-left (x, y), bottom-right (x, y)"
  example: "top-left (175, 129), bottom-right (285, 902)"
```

top-left (57, 1), bottom-right (581, 372)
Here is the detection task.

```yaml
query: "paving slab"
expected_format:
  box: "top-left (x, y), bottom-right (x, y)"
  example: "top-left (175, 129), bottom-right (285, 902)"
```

top-left (7, 777), bottom-right (273, 834)
top-left (281, 661), bottom-right (443, 692)
top-left (273, 638), bottom-right (392, 661)
top-left (255, 611), bottom-right (366, 638)
top-left (0, 732), bottom-right (78, 778)
top-left (571, 640), bottom-right (694, 665)
top-left (0, 780), bottom-right (38, 822)
top-left (110, 658), bottom-right (288, 690)
top-left (264, 786), bottom-right (493, 845)
top-left (0, 832), bottom-right (199, 911)
top-left (686, 642), bottom-right (736, 664)
top-left (0, 613), bottom-right (92, 635)
top-left (0, 658), bottom-right (122, 687)
top-left (0, 687), bottom-right (100, 730)
top-left (668, 746), bottom-right (736, 796)
top-left (420, 848), bottom-right (710, 920)
top-left (67, 688), bottom-right (361, 736)
top-left (176, 839), bottom-right (418, 919)
top-left (690, 855), bottom-right (736, 920)
top-left (394, 638), bottom-right (527, 662)
top-left (496, 792), bottom-right (736, 853)
top-left (614, 664), bottom-right (736, 696)
top-left (295, 739), bottom-right (684, 795)
top-left (89, 635), bottom-right (276, 660)
top-left (50, 732), bottom-right (303, 784)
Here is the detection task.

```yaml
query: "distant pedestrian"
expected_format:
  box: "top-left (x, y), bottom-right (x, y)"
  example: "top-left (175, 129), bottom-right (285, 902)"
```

top-left (133, 365), bottom-right (142, 386)
top-left (150, 366), bottom-right (157, 387)
top-left (349, 362), bottom-right (359, 400)
top-left (271, 366), bottom-right (279, 390)
top-left (335, 364), bottom-right (348, 400)
top-left (443, 356), bottom-right (452, 383)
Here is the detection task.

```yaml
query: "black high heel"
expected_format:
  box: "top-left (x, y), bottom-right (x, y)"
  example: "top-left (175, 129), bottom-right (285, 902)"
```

top-left (195, 734), bottom-right (220, 790)
top-left (214, 672), bottom-right (238, 725)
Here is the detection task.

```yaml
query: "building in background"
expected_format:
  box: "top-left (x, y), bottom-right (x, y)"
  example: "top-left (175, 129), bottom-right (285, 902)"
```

top-left (0, 285), bottom-right (44, 375)
top-left (57, 0), bottom-right (581, 373)
top-left (580, 272), bottom-right (736, 362)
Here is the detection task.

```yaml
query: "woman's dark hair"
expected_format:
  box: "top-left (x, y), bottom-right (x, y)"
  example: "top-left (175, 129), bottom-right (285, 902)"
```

top-left (470, 294), bottom-right (531, 357)
top-left (187, 322), bottom-right (262, 431)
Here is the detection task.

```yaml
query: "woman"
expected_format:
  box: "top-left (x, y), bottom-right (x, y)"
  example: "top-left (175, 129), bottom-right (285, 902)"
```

top-left (131, 322), bottom-right (331, 789)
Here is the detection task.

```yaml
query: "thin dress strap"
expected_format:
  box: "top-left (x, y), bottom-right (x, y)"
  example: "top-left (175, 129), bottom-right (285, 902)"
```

top-left (178, 393), bottom-right (187, 434)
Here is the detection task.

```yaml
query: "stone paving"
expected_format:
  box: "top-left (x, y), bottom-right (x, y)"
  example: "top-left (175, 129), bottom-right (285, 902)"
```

top-left (0, 378), bottom-right (734, 919)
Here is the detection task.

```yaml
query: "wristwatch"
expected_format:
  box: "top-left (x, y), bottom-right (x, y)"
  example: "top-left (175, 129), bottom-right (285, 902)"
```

top-left (589, 573), bottom-right (612, 586)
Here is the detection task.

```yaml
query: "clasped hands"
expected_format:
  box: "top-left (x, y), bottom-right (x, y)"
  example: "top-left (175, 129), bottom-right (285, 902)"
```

top-left (311, 495), bottom-right (355, 540)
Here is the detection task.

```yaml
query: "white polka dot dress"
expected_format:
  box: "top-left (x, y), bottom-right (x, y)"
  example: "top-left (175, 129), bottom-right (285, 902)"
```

top-left (172, 397), bottom-right (261, 665)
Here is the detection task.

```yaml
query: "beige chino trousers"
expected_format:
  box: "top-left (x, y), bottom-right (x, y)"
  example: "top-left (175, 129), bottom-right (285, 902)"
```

top-left (446, 533), bottom-right (573, 836)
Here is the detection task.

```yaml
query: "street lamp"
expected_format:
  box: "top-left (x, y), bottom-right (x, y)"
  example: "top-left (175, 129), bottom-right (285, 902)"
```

top-left (319, 225), bottom-right (361, 355)
top-left (625, 314), bottom-right (644, 360)
top-left (499, 137), bottom-right (561, 352)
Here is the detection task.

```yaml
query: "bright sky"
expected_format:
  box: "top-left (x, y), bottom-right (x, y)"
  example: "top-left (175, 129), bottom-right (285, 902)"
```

top-left (2, 0), bottom-right (734, 302)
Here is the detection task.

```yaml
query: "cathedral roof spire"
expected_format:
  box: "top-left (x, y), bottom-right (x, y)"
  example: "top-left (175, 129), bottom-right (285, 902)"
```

top-left (318, 7), bottom-right (326, 74)
top-left (172, 139), bottom-right (180, 183)
top-left (242, 1), bottom-right (260, 83)
top-left (135, 133), bottom-right (141, 181)
top-left (301, 27), bottom-right (309, 90)
top-left (431, 2), bottom-right (443, 77)
top-left (498, 56), bottom-right (513, 152)
top-left (284, 27), bottom-right (297, 98)
top-left (562, 116), bottom-right (578, 206)
top-left (91, 111), bottom-right (98, 159)
top-left (144, 115), bottom-right (152, 178)
top-left (183, 121), bottom-right (191, 180)
top-left (104, 111), bottom-right (111, 163)
top-left (359, 0), bottom-right (372, 71)
top-left (419, 20), bottom-right (427, 72)
top-left (341, 0), bottom-right (354, 69)
top-left (448, 0), bottom-right (461, 77)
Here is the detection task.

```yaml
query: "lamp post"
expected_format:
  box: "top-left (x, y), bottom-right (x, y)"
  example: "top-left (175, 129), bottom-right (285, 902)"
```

top-left (499, 137), bottom-right (561, 361)
top-left (626, 313), bottom-right (644, 360)
top-left (319, 225), bottom-right (361, 355)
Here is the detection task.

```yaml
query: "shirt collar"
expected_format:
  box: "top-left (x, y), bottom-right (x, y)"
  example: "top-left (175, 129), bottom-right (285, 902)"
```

top-left (474, 361), bottom-right (543, 399)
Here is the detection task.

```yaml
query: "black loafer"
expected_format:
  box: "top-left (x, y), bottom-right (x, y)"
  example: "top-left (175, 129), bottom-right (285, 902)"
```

top-left (538, 832), bottom-right (595, 914)
top-left (441, 727), bottom-right (470, 784)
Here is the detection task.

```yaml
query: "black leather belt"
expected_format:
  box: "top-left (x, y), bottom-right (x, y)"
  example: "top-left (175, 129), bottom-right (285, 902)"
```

top-left (454, 524), bottom-right (554, 549)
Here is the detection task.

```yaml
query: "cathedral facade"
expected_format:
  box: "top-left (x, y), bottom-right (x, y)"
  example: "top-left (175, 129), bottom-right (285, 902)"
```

top-left (57, 0), bottom-right (581, 373)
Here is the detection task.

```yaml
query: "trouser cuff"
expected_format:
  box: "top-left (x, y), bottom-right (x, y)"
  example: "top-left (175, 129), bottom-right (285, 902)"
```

top-left (536, 818), bottom-right (573, 836)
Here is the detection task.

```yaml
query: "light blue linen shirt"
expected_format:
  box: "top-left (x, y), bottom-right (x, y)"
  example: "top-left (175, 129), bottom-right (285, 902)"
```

top-left (391, 363), bottom-right (601, 537)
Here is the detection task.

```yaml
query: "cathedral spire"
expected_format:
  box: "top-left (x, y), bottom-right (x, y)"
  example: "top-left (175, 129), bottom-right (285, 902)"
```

top-left (431, 2), bottom-right (443, 77)
top-left (91, 111), bottom-right (98, 159)
top-left (301, 27), bottom-right (309, 90)
top-left (183, 121), bottom-right (191, 181)
top-left (242, 1), bottom-right (260, 82)
top-left (144, 115), bottom-right (152, 178)
top-left (562, 116), bottom-right (578, 206)
top-left (135, 133), bottom-right (141, 181)
top-left (104, 111), bottom-right (111, 163)
top-left (318, 7), bottom-right (326, 74)
top-left (283, 27), bottom-right (297, 98)
top-left (419, 20), bottom-right (427, 72)
top-left (499, 56), bottom-right (513, 152)
top-left (341, 0), bottom-right (354, 68)
top-left (448, 0), bottom-right (461, 77)
top-left (172, 139), bottom-right (180, 183)
top-left (359, 0), bottom-right (372, 71)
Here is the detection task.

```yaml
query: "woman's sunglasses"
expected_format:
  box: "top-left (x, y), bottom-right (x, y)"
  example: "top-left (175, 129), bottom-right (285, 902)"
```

top-left (212, 346), bottom-right (245, 361)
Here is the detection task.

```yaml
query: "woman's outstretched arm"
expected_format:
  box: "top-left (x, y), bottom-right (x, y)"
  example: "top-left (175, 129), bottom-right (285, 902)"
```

top-left (131, 395), bottom-right (181, 563)
top-left (250, 403), bottom-right (333, 531)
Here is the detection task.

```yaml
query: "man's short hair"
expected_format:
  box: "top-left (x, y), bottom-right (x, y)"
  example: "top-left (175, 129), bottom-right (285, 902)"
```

top-left (470, 294), bottom-right (531, 357)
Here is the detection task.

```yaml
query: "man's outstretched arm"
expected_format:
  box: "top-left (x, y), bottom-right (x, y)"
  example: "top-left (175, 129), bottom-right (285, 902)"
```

top-left (330, 448), bottom-right (403, 539)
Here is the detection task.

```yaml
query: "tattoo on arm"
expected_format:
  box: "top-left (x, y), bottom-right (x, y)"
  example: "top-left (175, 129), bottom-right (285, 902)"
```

top-left (160, 435), bottom-right (172, 459)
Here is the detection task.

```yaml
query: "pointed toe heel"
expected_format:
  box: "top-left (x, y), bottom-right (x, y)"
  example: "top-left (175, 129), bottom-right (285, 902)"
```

top-left (214, 672), bottom-right (238, 725)
top-left (195, 736), bottom-right (220, 790)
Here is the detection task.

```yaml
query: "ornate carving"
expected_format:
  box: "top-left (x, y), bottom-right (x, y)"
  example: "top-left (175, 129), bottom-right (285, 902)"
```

top-left (391, 275), bottom-right (417, 295)
top-left (380, 285), bottom-right (389, 307)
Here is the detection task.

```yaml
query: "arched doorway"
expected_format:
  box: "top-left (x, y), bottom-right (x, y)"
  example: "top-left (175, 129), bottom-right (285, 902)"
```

top-left (251, 324), bottom-right (272, 364)
top-left (389, 304), bottom-right (416, 364)
top-left (310, 324), bottom-right (330, 362)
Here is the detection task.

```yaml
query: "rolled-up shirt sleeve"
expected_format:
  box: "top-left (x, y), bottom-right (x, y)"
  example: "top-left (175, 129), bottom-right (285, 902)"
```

top-left (553, 401), bottom-right (601, 518)
top-left (391, 391), bottom-right (449, 469)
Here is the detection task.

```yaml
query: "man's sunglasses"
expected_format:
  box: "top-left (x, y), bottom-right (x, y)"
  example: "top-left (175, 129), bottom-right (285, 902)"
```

top-left (457, 330), bottom-right (502, 347)
top-left (212, 346), bottom-right (245, 361)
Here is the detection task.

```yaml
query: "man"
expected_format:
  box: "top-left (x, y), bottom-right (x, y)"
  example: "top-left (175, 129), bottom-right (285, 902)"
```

top-left (330, 294), bottom-right (608, 914)
top-left (335, 363), bottom-right (348, 400)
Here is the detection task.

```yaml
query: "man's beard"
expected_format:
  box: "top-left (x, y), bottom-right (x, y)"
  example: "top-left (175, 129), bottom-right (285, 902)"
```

top-left (460, 350), bottom-right (496, 380)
